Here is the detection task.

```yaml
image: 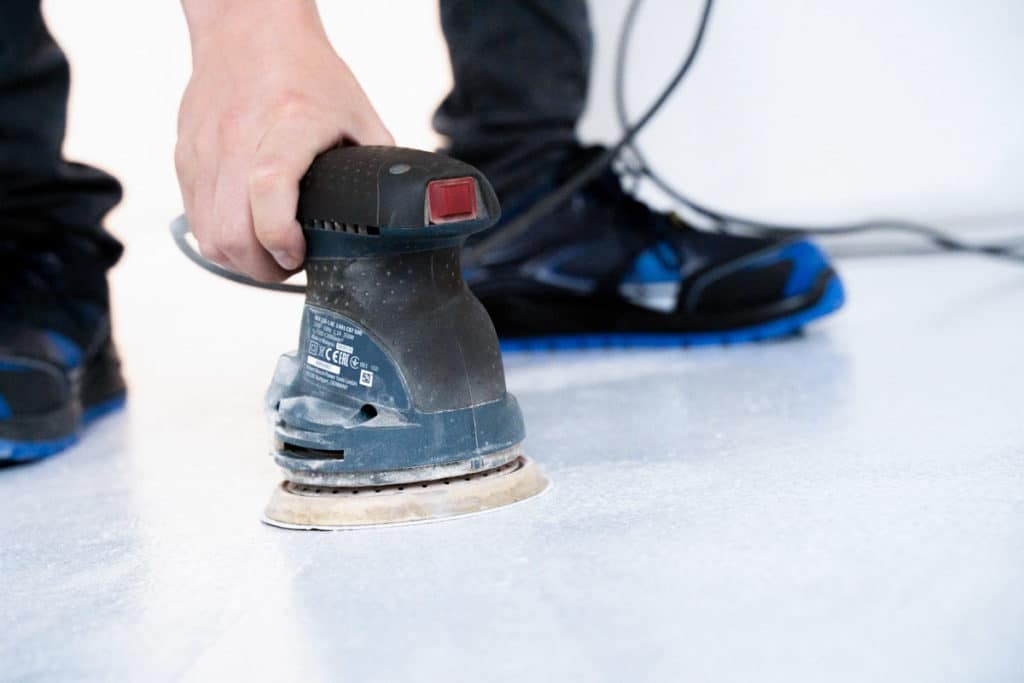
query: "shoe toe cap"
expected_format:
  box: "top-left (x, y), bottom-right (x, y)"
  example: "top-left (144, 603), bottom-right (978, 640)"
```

top-left (690, 239), bottom-right (840, 314)
top-left (778, 240), bottom-right (833, 297)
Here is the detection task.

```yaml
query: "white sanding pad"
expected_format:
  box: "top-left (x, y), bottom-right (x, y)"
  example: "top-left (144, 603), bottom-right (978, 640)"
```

top-left (263, 455), bottom-right (548, 530)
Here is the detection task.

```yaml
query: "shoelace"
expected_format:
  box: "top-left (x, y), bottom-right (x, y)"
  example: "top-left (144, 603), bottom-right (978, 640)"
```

top-left (586, 164), bottom-right (688, 275)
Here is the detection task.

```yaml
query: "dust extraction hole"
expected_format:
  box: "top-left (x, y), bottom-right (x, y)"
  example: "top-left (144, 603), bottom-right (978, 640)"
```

top-left (359, 404), bottom-right (378, 420)
top-left (281, 443), bottom-right (345, 460)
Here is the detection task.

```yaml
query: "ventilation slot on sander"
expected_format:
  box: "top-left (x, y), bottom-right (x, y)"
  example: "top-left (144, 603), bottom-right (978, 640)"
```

top-left (303, 218), bottom-right (381, 236)
top-left (280, 443), bottom-right (345, 460)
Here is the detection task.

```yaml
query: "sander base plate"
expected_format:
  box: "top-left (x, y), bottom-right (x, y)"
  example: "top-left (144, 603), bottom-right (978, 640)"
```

top-left (262, 454), bottom-right (548, 530)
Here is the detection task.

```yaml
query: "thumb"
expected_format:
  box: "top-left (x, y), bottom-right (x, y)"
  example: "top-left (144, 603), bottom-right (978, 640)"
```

top-left (352, 117), bottom-right (394, 147)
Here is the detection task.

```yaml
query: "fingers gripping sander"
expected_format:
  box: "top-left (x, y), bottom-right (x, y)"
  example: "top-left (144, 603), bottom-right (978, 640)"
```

top-left (263, 146), bottom-right (547, 529)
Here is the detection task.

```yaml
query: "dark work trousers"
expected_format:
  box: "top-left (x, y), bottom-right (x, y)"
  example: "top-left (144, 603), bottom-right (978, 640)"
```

top-left (0, 0), bottom-right (591, 285)
top-left (434, 0), bottom-right (592, 197)
top-left (0, 1), bottom-right (123, 285)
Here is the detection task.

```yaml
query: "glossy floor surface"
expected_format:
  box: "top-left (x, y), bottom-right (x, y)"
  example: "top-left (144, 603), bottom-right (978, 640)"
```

top-left (2, 248), bottom-right (1022, 682)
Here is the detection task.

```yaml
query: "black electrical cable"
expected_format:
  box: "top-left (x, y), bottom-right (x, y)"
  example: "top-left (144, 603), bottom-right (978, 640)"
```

top-left (172, 0), bottom-right (717, 285)
top-left (467, 0), bottom-right (715, 256)
top-left (613, 0), bottom-right (1024, 263)
top-left (170, 215), bottom-right (306, 293)
top-left (172, 0), bottom-right (1024, 290)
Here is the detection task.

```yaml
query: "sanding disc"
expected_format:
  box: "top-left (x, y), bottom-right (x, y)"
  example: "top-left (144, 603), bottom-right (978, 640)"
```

top-left (263, 455), bottom-right (548, 530)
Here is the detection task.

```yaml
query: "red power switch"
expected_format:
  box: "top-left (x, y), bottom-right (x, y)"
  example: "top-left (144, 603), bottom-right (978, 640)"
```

top-left (427, 177), bottom-right (478, 224)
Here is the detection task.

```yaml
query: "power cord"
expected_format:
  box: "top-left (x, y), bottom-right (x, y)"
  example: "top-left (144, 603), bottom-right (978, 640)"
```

top-left (612, 0), bottom-right (1024, 264)
top-left (465, 0), bottom-right (716, 254)
top-left (172, 0), bottom-right (1024, 289)
top-left (170, 215), bottom-right (306, 293)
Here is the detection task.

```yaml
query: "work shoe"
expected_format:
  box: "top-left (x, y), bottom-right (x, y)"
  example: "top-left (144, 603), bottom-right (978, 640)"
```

top-left (0, 235), bottom-right (126, 462)
top-left (463, 147), bottom-right (845, 349)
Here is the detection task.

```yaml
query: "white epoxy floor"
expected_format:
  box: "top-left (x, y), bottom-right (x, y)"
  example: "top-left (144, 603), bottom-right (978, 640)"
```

top-left (2, 242), bottom-right (1023, 682)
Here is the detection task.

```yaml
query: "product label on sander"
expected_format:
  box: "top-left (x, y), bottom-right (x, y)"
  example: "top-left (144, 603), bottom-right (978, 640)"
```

top-left (298, 305), bottom-right (409, 409)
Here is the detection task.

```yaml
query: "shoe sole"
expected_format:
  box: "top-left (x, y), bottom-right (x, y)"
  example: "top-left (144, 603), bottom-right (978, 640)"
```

top-left (0, 393), bottom-right (126, 463)
top-left (498, 274), bottom-right (845, 351)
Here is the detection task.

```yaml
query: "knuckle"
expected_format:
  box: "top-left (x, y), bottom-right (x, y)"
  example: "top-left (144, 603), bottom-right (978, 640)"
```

top-left (248, 164), bottom-right (288, 194)
top-left (217, 108), bottom-right (248, 146)
top-left (272, 91), bottom-right (314, 119)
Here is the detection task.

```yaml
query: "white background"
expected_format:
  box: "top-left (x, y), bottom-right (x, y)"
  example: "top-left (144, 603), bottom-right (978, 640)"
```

top-left (584, 0), bottom-right (1024, 226)
top-left (46, 0), bottom-right (1024, 246)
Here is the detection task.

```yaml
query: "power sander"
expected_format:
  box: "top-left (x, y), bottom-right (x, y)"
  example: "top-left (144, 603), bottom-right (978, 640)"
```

top-left (255, 146), bottom-right (547, 528)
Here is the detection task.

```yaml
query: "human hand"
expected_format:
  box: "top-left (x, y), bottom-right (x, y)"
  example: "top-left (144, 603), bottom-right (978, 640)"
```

top-left (176, 0), bottom-right (392, 281)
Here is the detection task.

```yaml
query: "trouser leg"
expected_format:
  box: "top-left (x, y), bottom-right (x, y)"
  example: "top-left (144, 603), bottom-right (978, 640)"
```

top-left (0, 0), bottom-right (123, 282)
top-left (433, 0), bottom-right (593, 197)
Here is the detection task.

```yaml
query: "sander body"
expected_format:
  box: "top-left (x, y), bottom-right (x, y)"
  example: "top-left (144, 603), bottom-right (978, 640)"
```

top-left (263, 146), bottom-right (547, 529)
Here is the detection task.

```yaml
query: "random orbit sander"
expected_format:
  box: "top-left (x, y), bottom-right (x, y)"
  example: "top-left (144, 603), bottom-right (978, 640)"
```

top-left (261, 146), bottom-right (548, 529)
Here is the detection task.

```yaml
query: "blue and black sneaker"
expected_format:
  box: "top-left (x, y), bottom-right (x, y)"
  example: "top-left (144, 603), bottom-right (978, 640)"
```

top-left (0, 235), bottom-right (126, 463)
top-left (463, 147), bottom-right (845, 350)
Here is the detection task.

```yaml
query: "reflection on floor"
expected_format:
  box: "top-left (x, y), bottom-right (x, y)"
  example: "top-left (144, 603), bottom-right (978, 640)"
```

top-left (2, 244), bottom-right (1022, 682)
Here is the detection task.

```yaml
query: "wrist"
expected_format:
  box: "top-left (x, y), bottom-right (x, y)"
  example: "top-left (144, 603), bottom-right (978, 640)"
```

top-left (182, 0), bottom-right (325, 61)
